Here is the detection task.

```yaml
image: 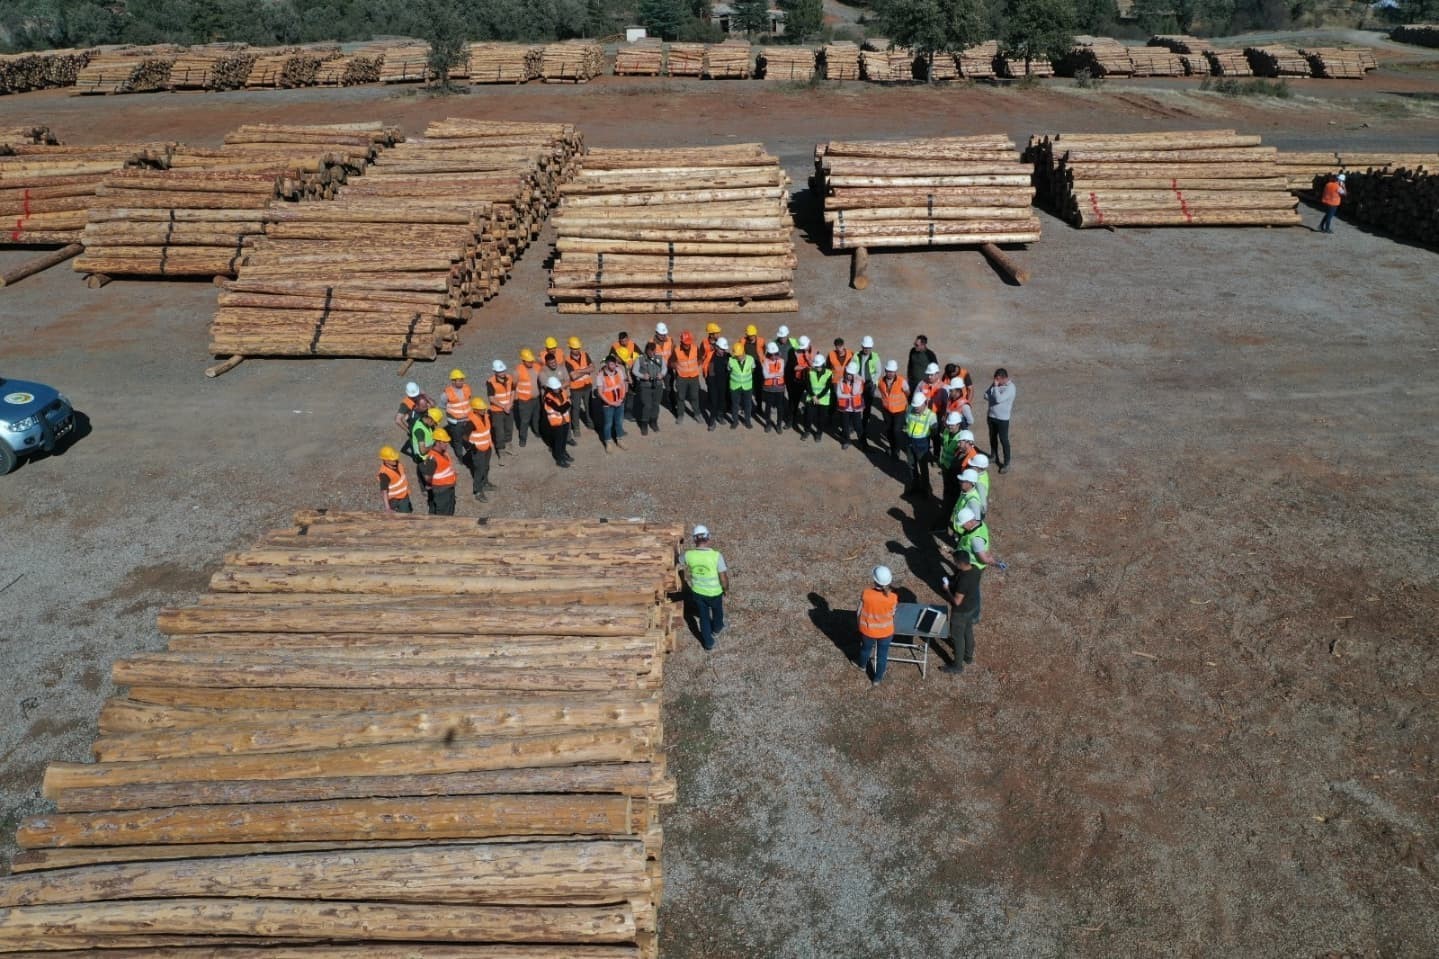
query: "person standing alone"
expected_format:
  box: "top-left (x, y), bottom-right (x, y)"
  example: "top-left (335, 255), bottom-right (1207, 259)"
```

top-left (682, 525), bottom-right (729, 650)
top-left (858, 565), bottom-right (899, 687)
top-left (984, 368), bottom-right (1015, 474)
top-left (1319, 172), bottom-right (1346, 234)
top-left (940, 551), bottom-right (982, 674)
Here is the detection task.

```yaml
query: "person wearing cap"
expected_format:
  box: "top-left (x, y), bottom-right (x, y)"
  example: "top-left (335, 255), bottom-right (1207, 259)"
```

top-left (907, 334), bottom-right (939, 389)
top-left (835, 361), bottom-right (865, 450)
top-left (514, 348), bottom-right (545, 449)
top-left (651, 323), bottom-right (675, 413)
top-left (486, 360), bottom-right (515, 457)
top-left (564, 337), bottom-right (595, 434)
top-left (802, 353), bottom-right (834, 442)
top-left (874, 360), bottom-right (910, 461)
top-left (854, 335), bottom-right (881, 446)
top-left (542, 376), bottom-right (574, 467)
top-left (702, 333), bottom-right (730, 431)
top-left (419, 428), bottom-right (458, 515)
top-left (461, 396), bottom-right (496, 501)
top-left (377, 446), bottom-right (413, 513)
top-left (395, 381), bottom-right (433, 432)
top-left (786, 334), bottom-right (814, 432)
top-left (758, 342), bottom-right (788, 433)
top-left (858, 565), bottom-right (899, 686)
top-left (727, 337), bottom-right (756, 429)
top-left (903, 392), bottom-right (938, 497)
top-left (983, 367), bottom-right (1015, 473)
top-left (671, 331), bottom-right (703, 423)
top-left (540, 336), bottom-right (561, 367)
top-left (952, 507), bottom-right (997, 570)
top-left (596, 353), bottom-right (629, 451)
top-left (632, 340), bottom-right (667, 436)
top-left (935, 412), bottom-right (968, 526)
top-left (681, 525), bottom-right (729, 650)
top-left (1319, 172), bottom-right (1346, 234)
top-left (940, 550), bottom-right (981, 674)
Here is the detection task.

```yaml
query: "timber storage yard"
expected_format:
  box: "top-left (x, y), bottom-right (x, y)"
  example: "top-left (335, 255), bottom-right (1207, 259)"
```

top-left (1, 36), bottom-right (1438, 958)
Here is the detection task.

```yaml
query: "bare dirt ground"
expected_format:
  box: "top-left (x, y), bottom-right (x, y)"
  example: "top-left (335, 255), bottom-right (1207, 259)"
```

top-left (1, 75), bottom-right (1437, 956)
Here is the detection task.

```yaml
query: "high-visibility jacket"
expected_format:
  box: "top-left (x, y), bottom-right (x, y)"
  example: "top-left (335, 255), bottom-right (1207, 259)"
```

top-left (791, 348), bottom-right (812, 379)
top-left (487, 374), bottom-right (515, 413)
top-left (728, 354), bottom-right (755, 391)
top-left (905, 408), bottom-right (937, 440)
top-left (540, 347), bottom-right (561, 367)
top-left (858, 586), bottom-right (898, 639)
top-left (378, 462), bottom-right (410, 502)
top-left (743, 336), bottom-right (764, 362)
top-left (807, 369), bottom-right (833, 406)
top-left (762, 356), bottom-right (786, 390)
top-left (544, 391), bottom-right (571, 426)
top-left (1321, 180), bottom-right (1343, 206)
top-left (828, 348), bottom-right (854, 376)
top-left (653, 337), bottom-right (675, 367)
top-left (673, 343), bottom-right (701, 378)
top-left (515, 362), bottom-right (543, 401)
top-left (953, 367), bottom-right (972, 404)
top-left (612, 341), bottom-right (638, 366)
top-left (700, 340), bottom-right (721, 376)
top-left (918, 379), bottom-right (942, 410)
top-left (598, 368), bottom-right (627, 406)
top-left (443, 383), bottom-right (472, 421)
top-left (409, 418), bottom-right (433, 457)
top-left (959, 487), bottom-right (985, 522)
top-left (426, 447), bottom-right (457, 487)
top-left (977, 470), bottom-right (991, 498)
top-left (855, 350), bottom-right (882, 383)
top-left (683, 547), bottom-right (724, 597)
top-left (836, 375), bottom-right (864, 412)
top-left (938, 429), bottom-right (963, 469)
top-left (957, 520), bottom-right (991, 568)
top-left (957, 446), bottom-right (975, 475)
top-left (565, 351), bottom-right (594, 389)
top-left (876, 375), bottom-right (910, 414)
top-left (465, 410), bottom-right (493, 452)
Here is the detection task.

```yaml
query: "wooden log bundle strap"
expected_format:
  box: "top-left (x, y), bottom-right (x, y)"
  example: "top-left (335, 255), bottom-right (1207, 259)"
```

top-left (1024, 129), bottom-right (1302, 229)
top-left (614, 39), bottom-right (665, 76)
top-left (541, 41), bottom-right (604, 83)
top-left (8, 510), bottom-right (681, 959)
top-left (208, 119), bottom-right (581, 362)
top-left (549, 144), bottom-right (797, 313)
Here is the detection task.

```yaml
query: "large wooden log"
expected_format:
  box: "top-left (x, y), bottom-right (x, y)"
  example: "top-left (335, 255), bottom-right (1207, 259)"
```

top-left (207, 566), bottom-right (661, 601)
top-left (0, 244), bottom-right (82, 288)
top-left (156, 602), bottom-right (650, 636)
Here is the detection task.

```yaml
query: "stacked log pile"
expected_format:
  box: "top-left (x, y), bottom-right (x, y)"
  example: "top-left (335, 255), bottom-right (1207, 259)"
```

top-left (0, 125), bottom-right (60, 147)
top-left (0, 141), bottom-right (161, 246)
top-left (1028, 129), bottom-right (1301, 228)
top-left (667, 43), bottom-right (706, 76)
top-left (958, 41), bottom-right (999, 78)
top-left (703, 40), bottom-right (752, 78)
top-left (1245, 45), bottom-right (1312, 77)
top-left (1126, 47), bottom-right (1185, 76)
top-left (549, 143), bottom-right (797, 314)
top-left (1274, 150), bottom-right (1436, 191)
top-left (1299, 47), bottom-right (1370, 78)
top-left (822, 41), bottom-right (861, 80)
top-left (999, 55), bottom-right (1054, 78)
top-left (5, 509), bottom-right (681, 959)
top-left (168, 46), bottom-right (258, 90)
top-left (73, 50), bottom-right (176, 94)
top-left (860, 45), bottom-right (914, 82)
top-left (0, 48), bottom-right (95, 94)
top-left (210, 119), bottom-right (579, 362)
top-left (759, 46), bottom-right (817, 81)
top-left (467, 43), bottom-right (543, 82)
top-left (923, 51), bottom-right (960, 81)
top-left (615, 39), bottom-right (666, 76)
top-left (378, 43), bottom-right (431, 83)
top-left (245, 47), bottom-right (342, 88)
top-left (1061, 36), bottom-right (1133, 76)
top-left (1149, 34), bottom-right (1212, 54)
top-left (1207, 48), bottom-right (1254, 76)
top-left (1332, 167), bottom-right (1438, 245)
top-left (816, 135), bottom-right (1040, 251)
top-left (1393, 23), bottom-right (1439, 47)
top-left (541, 41), bottom-right (604, 82)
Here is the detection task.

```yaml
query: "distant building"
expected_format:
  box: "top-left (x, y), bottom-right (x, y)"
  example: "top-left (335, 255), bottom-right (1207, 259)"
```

top-left (709, 2), bottom-right (787, 36)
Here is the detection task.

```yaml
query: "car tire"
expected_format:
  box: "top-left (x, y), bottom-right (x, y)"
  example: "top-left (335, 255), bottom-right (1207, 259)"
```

top-left (0, 441), bottom-right (16, 476)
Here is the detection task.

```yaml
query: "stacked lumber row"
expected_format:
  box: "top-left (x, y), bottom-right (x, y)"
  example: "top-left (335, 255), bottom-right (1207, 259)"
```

top-left (861, 47), bottom-right (914, 82)
top-left (760, 46), bottom-right (817, 81)
top-left (1149, 35), bottom-right (1213, 54)
top-left (816, 135), bottom-right (1040, 250)
top-left (466, 43), bottom-right (542, 82)
top-left (615, 39), bottom-right (666, 76)
top-left (542, 41), bottom-right (605, 82)
top-left (1061, 36), bottom-right (1133, 77)
top-left (666, 43), bottom-right (705, 76)
top-left (1028, 129), bottom-right (1300, 228)
top-left (211, 119), bottom-right (580, 361)
top-left (0, 48), bottom-right (95, 94)
top-left (1333, 167), bottom-right (1439, 246)
top-left (1299, 47), bottom-right (1370, 78)
top-left (1207, 49), bottom-right (1254, 76)
top-left (246, 47), bottom-right (343, 88)
top-left (168, 46), bottom-right (258, 90)
top-left (550, 143), bottom-right (797, 314)
top-left (999, 56), bottom-right (1054, 78)
top-left (5, 509), bottom-right (682, 959)
top-left (377, 42), bottom-right (432, 82)
top-left (0, 125), bottom-right (60, 148)
top-left (1393, 23), bottom-right (1439, 47)
top-left (73, 51), bottom-right (176, 94)
top-left (1244, 45), bottom-right (1312, 77)
top-left (1126, 46), bottom-right (1185, 76)
top-left (0, 141), bottom-right (163, 245)
top-left (822, 41), bottom-right (861, 80)
top-left (924, 51), bottom-right (959, 81)
top-left (1274, 151), bottom-right (1437, 191)
top-left (704, 41), bottom-right (752, 78)
top-left (316, 54), bottom-right (384, 86)
top-left (958, 41), bottom-right (999, 79)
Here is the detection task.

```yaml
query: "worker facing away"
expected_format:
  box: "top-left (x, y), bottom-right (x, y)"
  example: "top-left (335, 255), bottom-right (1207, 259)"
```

top-left (858, 565), bottom-right (899, 686)
top-left (681, 524), bottom-right (729, 650)
top-left (419, 428), bottom-right (458, 515)
top-left (377, 446), bottom-right (413, 513)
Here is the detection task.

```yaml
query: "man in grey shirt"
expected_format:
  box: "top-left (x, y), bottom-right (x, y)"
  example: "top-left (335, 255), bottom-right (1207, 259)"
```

top-left (984, 367), bottom-right (1015, 473)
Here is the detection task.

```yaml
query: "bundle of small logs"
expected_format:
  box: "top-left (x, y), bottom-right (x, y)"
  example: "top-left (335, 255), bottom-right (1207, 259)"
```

top-left (1299, 47), bottom-right (1372, 78)
top-left (0, 140), bottom-right (163, 245)
top-left (923, 51), bottom-right (959, 81)
top-left (1061, 36), bottom-right (1133, 76)
top-left (667, 42), bottom-right (706, 76)
top-left (1393, 23), bottom-right (1439, 47)
top-left (759, 46), bottom-right (817, 81)
top-left (958, 41), bottom-right (999, 78)
top-left (542, 41), bottom-right (604, 82)
top-left (1149, 34), bottom-right (1213, 54)
top-left (1126, 46), bottom-right (1185, 77)
top-left (1207, 48), bottom-right (1254, 76)
top-left (999, 55), bottom-right (1054, 78)
top-left (1274, 150), bottom-right (1437, 191)
top-left (1330, 167), bottom-right (1438, 245)
top-left (73, 50), bottom-right (176, 94)
top-left (4, 509), bottom-right (680, 959)
top-left (1245, 45), bottom-right (1312, 77)
top-left (703, 40), bottom-right (752, 78)
top-left (245, 46), bottom-right (342, 88)
top-left (822, 41), bottom-right (861, 80)
top-left (550, 143), bottom-right (797, 314)
top-left (0, 48), bottom-right (95, 94)
top-left (378, 42), bottom-right (432, 82)
top-left (467, 43), bottom-right (543, 82)
top-left (615, 39), bottom-right (666, 76)
top-left (314, 53), bottom-right (383, 86)
top-left (860, 45), bottom-right (914, 82)
top-left (1028, 129), bottom-right (1301, 228)
top-left (168, 45), bottom-right (258, 90)
top-left (210, 119), bottom-right (579, 362)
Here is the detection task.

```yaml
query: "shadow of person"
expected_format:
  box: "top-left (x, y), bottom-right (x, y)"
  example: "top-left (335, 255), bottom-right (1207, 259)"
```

top-left (807, 591), bottom-right (861, 665)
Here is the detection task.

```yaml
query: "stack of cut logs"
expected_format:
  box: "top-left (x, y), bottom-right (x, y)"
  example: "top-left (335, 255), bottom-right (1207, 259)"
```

top-left (168, 46), bottom-right (257, 90)
top-left (1126, 47), bottom-right (1185, 76)
top-left (1393, 23), bottom-right (1439, 47)
top-left (1207, 48), bottom-right (1253, 76)
top-left (0, 140), bottom-right (162, 246)
top-left (0, 48), bottom-right (95, 94)
top-left (861, 45), bottom-right (914, 82)
top-left (0, 124), bottom-right (60, 147)
top-left (1299, 47), bottom-right (1371, 78)
top-left (816, 135), bottom-right (1040, 251)
top-left (467, 43), bottom-right (542, 82)
top-left (1062, 36), bottom-right (1133, 76)
top-left (315, 53), bottom-right (384, 86)
top-left (378, 43), bottom-right (432, 83)
top-left (923, 51), bottom-right (959, 81)
top-left (958, 41), bottom-right (999, 78)
top-left (246, 47), bottom-right (342, 88)
top-left (822, 41), bottom-right (861, 80)
top-left (1148, 35), bottom-right (1214, 75)
top-left (1333, 167), bottom-right (1438, 246)
top-left (1274, 150), bottom-right (1436, 191)
top-left (999, 55), bottom-right (1054, 78)
top-left (550, 143), bottom-right (797, 315)
top-left (704, 40), bottom-right (752, 78)
top-left (1244, 45), bottom-right (1312, 77)
top-left (4, 509), bottom-right (680, 959)
top-left (542, 41), bottom-right (604, 82)
top-left (1028, 129), bottom-right (1301, 228)
top-left (615, 39), bottom-right (666, 76)
top-left (211, 119), bottom-right (579, 362)
top-left (73, 50), bottom-right (176, 94)
top-left (760, 46), bottom-right (817, 81)
top-left (667, 43), bottom-right (706, 76)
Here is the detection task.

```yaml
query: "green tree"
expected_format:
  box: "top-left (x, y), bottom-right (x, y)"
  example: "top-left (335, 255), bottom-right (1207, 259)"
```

top-left (640, 0), bottom-right (687, 39)
top-left (874, 0), bottom-right (986, 82)
top-left (419, 0), bottom-right (467, 88)
top-left (1000, 0), bottom-right (1074, 75)
top-left (778, 0), bottom-right (823, 42)
top-left (1072, 0), bottom-right (1117, 32)
top-left (733, 0), bottom-right (772, 36)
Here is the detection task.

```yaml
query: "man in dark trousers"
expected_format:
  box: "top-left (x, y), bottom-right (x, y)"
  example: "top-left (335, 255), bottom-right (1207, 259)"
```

top-left (941, 551), bottom-right (982, 674)
top-left (984, 367), bottom-right (1016, 473)
top-left (632, 340), bottom-right (667, 435)
top-left (907, 334), bottom-right (939, 389)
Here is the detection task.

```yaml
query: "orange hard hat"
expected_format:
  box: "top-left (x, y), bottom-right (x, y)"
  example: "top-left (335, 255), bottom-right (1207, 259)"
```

top-left (681, 330), bottom-right (694, 344)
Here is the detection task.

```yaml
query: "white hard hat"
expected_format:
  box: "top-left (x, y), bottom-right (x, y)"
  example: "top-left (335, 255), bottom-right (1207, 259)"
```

top-left (404, 381), bottom-right (421, 398)
top-left (798, 335), bottom-right (811, 348)
top-left (776, 324), bottom-right (790, 337)
top-left (872, 565), bottom-right (893, 587)
top-left (693, 524), bottom-right (710, 539)
top-left (954, 507), bottom-right (977, 526)
top-left (958, 430), bottom-right (975, 442)
top-left (946, 379), bottom-right (963, 391)
top-left (910, 392), bottom-right (926, 408)
top-left (546, 376), bottom-right (562, 390)
top-left (655, 322), bottom-right (669, 335)
top-left (885, 359), bottom-right (899, 372)
top-left (716, 337), bottom-right (730, 351)
top-left (970, 453), bottom-right (989, 470)
top-left (959, 469), bottom-right (979, 484)
top-left (812, 354), bottom-right (826, 367)
top-left (846, 362), bottom-right (860, 375)
top-left (861, 335), bottom-right (874, 349)
top-left (925, 362), bottom-right (940, 375)
top-left (1337, 173), bottom-right (1346, 182)
top-left (946, 411), bottom-right (962, 426)
top-left (491, 359), bottom-right (506, 373)
top-left (766, 342), bottom-right (780, 355)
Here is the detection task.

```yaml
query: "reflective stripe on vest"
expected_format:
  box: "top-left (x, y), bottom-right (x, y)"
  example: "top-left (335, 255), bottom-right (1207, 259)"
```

top-left (515, 364), bottom-right (540, 401)
top-left (729, 355), bottom-right (755, 391)
top-left (938, 430), bottom-right (962, 468)
top-left (444, 384), bottom-right (471, 420)
top-left (378, 463), bottom-right (410, 501)
top-left (599, 369), bottom-right (626, 405)
top-left (808, 369), bottom-right (833, 405)
top-left (674, 344), bottom-right (700, 378)
top-left (544, 393), bottom-right (570, 426)
top-left (958, 521), bottom-right (991, 569)
top-left (858, 351), bottom-right (881, 382)
top-left (700, 341), bottom-right (719, 376)
top-left (836, 376), bottom-right (863, 411)
top-left (762, 357), bottom-right (785, 388)
top-left (613, 342), bottom-right (637, 365)
top-left (487, 375), bottom-right (515, 411)
top-left (566, 352), bottom-right (593, 389)
top-left (793, 350), bottom-right (812, 376)
top-left (878, 376), bottom-right (909, 414)
top-left (654, 338), bottom-right (674, 363)
top-left (467, 411), bottom-right (493, 451)
top-left (427, 448), bottom-right (457, 486)
top-left (905, 409), bottom-right (935, 438)
top-left (829, 350), bottom-right (853, 375)
top-left (858, 586), bottom-right (897, 638)
top-left (684, 548), bottom-right (723, 597)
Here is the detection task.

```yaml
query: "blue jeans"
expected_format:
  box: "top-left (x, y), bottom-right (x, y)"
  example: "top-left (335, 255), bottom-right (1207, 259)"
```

top-left (693, 592), bottom-right (724, 649)
top-left (859, 635), bottom-right (892, 681)
top-left (601, 403), bottom-right (626, 443)
top-left (1320, 204), bottom-right (1337, 232)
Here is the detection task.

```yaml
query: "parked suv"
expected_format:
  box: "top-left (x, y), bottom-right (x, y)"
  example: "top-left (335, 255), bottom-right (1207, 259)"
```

top-left (0, 375), bottom-right (76, 474)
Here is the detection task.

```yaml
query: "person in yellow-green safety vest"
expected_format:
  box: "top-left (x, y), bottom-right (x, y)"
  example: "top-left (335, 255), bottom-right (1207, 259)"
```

top-left (681, 525), bottom-right (730, 650)
top-left (727, 339), bottom-right (756, 430)
top-left (903, 391), bottom-right (938, 498)
top-left (802, 353), bottom-right (833, 443)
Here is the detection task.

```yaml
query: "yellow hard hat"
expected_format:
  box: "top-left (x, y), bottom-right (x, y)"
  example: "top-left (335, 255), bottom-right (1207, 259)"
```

top-left (520, 347), bottom-right (536, 362)
top-left (544, 336), bottom-right (558, 350)
top-left (705, 322), bottom-right (721, 335)
top-left (379, 445), bottom-right (399, 461)
top-left (568, 336), bottom-right (582, 349)
top-left (449, 368), bottom-right (465, 380)
top-left (470, 396), bottom-right (488, 411)
top-left (745, 324), bottom-right (758, 336)
top-left (426, 407), bottom-right (444, 424)
top-left (432, 428), bottom-right (451, 442)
